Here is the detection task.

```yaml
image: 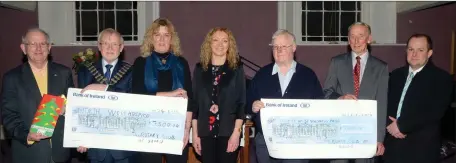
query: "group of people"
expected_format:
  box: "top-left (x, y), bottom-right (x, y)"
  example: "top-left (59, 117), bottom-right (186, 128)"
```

top-left (0, 17), bottom-right (452, 163)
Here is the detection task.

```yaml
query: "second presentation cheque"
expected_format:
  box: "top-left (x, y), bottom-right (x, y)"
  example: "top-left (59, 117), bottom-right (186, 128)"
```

top-left (260, 98), bottom-right (377, 159)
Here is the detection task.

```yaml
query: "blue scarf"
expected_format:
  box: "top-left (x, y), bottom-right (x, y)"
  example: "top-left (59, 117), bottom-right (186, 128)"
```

top-left (144, 52), bottom-right (184, 94)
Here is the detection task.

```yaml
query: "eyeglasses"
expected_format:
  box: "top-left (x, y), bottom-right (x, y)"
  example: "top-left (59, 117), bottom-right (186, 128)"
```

top-left (269, 44), bottom-right (293, 50)
top-left (99, 42), bottom-right (122, 48)
top-left (24, 42), bottom-right (49, 48)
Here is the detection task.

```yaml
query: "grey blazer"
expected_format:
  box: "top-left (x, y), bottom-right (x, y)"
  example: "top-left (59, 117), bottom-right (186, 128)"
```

top-left (323, 53), bottom-right (389, 142)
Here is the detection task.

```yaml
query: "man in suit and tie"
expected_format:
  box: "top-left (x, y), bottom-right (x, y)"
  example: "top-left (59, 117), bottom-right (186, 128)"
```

top-left (323, 22), bottom-right (389, 163)
top-left (75, 28), bottom-right (134, 163)
top-left (1, 28), bottom-right (73, 163)
top-left (247, 29), bottom-right (324, 163)
top-left (383, 34), bottom-right (452, 163)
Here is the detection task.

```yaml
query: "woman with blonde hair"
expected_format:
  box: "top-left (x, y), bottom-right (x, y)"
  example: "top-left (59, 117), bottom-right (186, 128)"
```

top-left (131, 18), bottom-right (193, 163)
top-left (191, 27), bottom-right (246, 163)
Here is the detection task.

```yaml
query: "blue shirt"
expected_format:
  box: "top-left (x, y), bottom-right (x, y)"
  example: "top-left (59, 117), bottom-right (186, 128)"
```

top-left (272, 61), bottom-right (297, 96)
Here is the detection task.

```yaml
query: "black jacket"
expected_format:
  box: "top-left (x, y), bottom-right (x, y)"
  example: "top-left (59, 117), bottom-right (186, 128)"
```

top-left (384, 62), bottom-right (453, 163)
top-left (1, 62), bottom-right (73, 163)
top-left (192, 62), bottom-right (246, 137)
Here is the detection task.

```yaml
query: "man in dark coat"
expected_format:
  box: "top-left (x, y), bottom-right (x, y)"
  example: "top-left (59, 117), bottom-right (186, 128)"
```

top-left (383, 33), bottom-right (453, 163)
top-left (1, 28), bottom-right (73, 163)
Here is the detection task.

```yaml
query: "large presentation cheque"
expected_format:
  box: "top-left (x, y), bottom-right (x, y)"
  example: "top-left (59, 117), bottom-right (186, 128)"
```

top-left (63, 88), bottom-right (188, 155)
top-left (260, 98), bottom-right (377, 159)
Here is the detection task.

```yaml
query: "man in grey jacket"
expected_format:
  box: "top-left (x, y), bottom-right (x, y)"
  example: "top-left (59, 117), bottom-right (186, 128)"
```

top-left (323, 22), bottom-right (389, 163)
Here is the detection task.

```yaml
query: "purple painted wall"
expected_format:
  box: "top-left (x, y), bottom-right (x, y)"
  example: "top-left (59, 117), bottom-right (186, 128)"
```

top-left (0, 2), bottom-right (455, 88)
top-left (1, 2), bottom-right (456, 163)
top-left (0, 7), bottom-right (38, 89)
top-left (397, 2), bottom-right (456, 75)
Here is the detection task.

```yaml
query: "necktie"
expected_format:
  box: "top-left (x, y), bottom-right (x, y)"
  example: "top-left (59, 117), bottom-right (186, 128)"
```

top-left (104, 64), bottom-right (113, 84)
top-left (396, 72), bottom-right (415, 118)
top-left (353, 56), bottom-right (361, 97)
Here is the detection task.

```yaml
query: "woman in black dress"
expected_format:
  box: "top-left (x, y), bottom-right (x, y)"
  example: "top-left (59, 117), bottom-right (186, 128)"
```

top-left (132, 18), bottom-right (192, 163)
top-left (191, 27), bottom-right (246, 163)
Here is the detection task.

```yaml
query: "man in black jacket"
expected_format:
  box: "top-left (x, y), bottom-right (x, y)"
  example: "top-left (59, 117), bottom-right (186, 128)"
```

top-left (1, 28), bottom-right (73, 163)
top-left (383, 34), bottom-right (453, 163)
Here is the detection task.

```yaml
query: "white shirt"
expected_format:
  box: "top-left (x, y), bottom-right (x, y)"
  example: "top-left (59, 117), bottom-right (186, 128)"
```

top-left (102, 59), bottom-right (118, 76)
top-left (352, 51), bottom-right (369, 83)
top-left (408, 64), bottom-right (425, 76)
top-left (272, 61), bottom-right (297, 96)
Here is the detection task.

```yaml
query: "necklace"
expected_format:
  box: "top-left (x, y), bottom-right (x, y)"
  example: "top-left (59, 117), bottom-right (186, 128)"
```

top-left (159, 54), bottom-right (170, 64)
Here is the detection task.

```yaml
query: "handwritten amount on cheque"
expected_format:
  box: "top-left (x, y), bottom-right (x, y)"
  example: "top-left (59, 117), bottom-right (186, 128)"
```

top-left (72, 107), bottom-right (184, 144)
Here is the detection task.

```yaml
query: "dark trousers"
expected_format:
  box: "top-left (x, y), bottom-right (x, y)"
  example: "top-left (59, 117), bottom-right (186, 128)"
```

top-left (89, 155), bottom-right (132, 163)
top-left (255, 133), bottom-right (309, 163)
top-left (330, 159), bottom-right (376, 163)
top-left (200, 136), bottom-right (239, 163)
top-left (136, 145), bottom-right (189, 163)
top-left (88, 151), bottom-right (134, 163)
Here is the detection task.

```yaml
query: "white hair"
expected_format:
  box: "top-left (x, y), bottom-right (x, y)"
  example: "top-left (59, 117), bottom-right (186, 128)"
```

top-left (348, 22), bottom-right (372, 35)
top-left (98, 28), bottom-right (124, 44)
top-left (21, 27), bottom-right (51, 44)
top-left (270, 29), bottom-right (296, 45)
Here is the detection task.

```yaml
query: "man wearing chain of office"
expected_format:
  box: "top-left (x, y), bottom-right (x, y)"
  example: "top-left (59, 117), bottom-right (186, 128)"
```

top-left (75, 28), bottom-right (134, 163)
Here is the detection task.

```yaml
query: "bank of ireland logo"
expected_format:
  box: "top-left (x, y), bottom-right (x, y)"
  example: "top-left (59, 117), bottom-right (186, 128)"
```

top-left (300, 103), bottom-right (310, 108)
top-left (108, 95), bottom-right (118, 101)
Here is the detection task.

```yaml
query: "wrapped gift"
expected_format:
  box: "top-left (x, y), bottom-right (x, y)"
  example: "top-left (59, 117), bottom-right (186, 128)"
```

top-left (29, 94), bottom-right (65, 137)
